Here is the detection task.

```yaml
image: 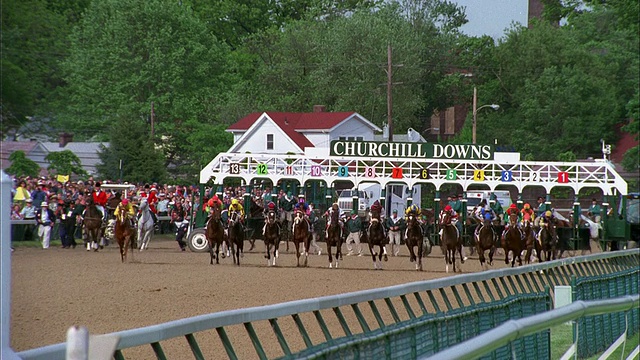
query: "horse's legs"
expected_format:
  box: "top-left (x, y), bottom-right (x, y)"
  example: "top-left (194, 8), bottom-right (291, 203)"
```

top-left (477, 244), bottom-right (486, 269)
top-left (368, 241), bottom-right (377, 269)
top-left (294, 239), bottom-right (301, 267)
top-left (407, 241), bottom-right (416, 263)
top-left (488, 246), bottom-right (495, 266)
top-left (417, 238), bottom-right (423, 271)
top-left (327, 239), bottom-right (334, 268)
top-left (215, 242), bottom-right (220, 264)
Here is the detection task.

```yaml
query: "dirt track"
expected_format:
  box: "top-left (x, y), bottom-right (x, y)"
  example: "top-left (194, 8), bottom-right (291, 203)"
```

top-left (10, 237), bottom-right (516, 358)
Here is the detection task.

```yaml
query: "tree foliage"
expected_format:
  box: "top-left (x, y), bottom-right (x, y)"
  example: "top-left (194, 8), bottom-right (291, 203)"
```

top-left (97, 117), bottom-right (167, 183)
top-left (45, 150), bottom-right (87, 176)
top-left (5, 151), bottom-right (40, 178)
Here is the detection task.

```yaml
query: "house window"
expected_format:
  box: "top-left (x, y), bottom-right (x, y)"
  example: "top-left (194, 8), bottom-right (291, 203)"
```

top-left (266, 134), bottom-right (274, 150)
top-left (356, 136), bottom-right (363, 141)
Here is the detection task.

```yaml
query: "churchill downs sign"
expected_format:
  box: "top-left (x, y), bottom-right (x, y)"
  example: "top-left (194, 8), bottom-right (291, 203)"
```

top-left (330, 140), bottom-right (494, 160)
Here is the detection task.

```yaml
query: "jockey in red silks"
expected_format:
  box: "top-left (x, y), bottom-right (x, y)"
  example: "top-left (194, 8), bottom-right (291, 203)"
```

top-left (207, 194), bottom-right (223, 212)
top-left (147, 186), bottom-right (158, 213)
top-left (92, 182), bottom-right (109, 222)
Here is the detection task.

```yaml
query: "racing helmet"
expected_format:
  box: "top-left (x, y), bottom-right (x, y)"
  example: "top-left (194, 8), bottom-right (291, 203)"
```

top-left (121, 199), bottom-right (129, 206)
top-left (510, 203), bottom-right (517, 209)
top-left (444, 205), bottom-right (452, 211)
top-left (484, 213), bottom-right (492, 221)
top-left (524, 203), bottom-right (530, 209)
top-left (231, 198), bottom-right (239, 206)
top-left (545, 210), bottom-right (552, 217)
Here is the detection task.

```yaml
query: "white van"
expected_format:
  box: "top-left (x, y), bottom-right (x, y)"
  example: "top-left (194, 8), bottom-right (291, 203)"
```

top-left (466, 190), bottom-right (513, 213)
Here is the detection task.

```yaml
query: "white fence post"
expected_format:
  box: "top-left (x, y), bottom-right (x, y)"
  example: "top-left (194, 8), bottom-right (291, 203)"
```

top-left (0, 171), bottom-right (21, 359)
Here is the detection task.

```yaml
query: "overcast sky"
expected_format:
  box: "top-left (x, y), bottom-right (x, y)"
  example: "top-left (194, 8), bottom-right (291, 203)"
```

top-left (453, 0), bottom-right (528, 39)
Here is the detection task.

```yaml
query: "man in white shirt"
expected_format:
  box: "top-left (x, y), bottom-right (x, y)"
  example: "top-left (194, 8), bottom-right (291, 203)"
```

top-left (36, 202), bottom-right (55, 249)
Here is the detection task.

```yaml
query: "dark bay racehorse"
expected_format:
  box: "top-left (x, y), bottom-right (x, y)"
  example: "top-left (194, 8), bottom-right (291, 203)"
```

top-left (439, 211), bottom-right (461, 273)
top-left (228, 210), bottom-right (244, 265)
top-left (476, 217), bottom-right (497, 269)
top-left (206, 206), bottom-right (225, 265)
top-left (502, 213), bottom-right (523, 267)
top-left (247, 198), bottom-right (264, 251)
top-left (292, 210), bottom-right (311, 267)
top-left (83, 198), bottom-right (104, 252)
top-left (263, 209), bottom-right (280, 266)
top-left (367, 209), bottom-right (387, 270)
top-left (114, 210), bottom-right (134, 263)
top-left (405, 214), bottom-right (424, 271)
top-left (326, 209), bottom-right (342, 268)
top-left (539, 221), bottom-right (557, 262)
top-left (523, 221), bottom-right (541, 264)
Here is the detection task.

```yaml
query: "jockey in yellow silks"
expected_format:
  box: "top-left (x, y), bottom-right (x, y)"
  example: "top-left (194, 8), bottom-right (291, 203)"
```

top-left (114, 199), bottom-right (135, 226)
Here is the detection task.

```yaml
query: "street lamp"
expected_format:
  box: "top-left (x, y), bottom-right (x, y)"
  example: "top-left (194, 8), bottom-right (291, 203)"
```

top-left (472, 87), bottom-right (499, 144)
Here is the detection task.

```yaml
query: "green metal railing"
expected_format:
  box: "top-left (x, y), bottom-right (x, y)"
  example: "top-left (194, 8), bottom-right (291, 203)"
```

top-left (423, 294), bottom-right (639, 360)
top-left (16, 249), bottom-right (639, 360)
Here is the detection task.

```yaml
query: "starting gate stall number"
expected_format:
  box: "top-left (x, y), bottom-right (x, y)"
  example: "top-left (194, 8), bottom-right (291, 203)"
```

top-left (420, 168), bottom-right (430, 179)
top-left (337, 166), bottom-right (349, 177)
top-left (285, 166), bottom-right (294, 175)
top-left (310, 165), bottom-right (322, 177)
top-left (229, 163), bottom-right (240, 174)
top-left (445, 169), bottom-right (457, 180)
top-left (558, 171), bottom-right (569, 183)
top-left (473, 170), bottom-right (485, 181)
top-left (364, 166), bottom-right (376, 178)
top-left (501, 170), bottom-right (513, 182)
top-left (257, 163), bottom-right (268, 175)
top-left (391, 167), bottom-right (403, 179)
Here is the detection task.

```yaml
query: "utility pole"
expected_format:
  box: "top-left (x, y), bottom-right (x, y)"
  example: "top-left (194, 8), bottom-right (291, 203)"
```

top-left (150, 101), bottom-right (155, 141)
top-left (387, 44), bottom-right (393, 142)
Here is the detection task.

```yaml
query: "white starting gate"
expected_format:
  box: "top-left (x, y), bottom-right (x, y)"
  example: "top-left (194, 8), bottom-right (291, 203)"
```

top-left (200, 145), bottom-right (627, 197)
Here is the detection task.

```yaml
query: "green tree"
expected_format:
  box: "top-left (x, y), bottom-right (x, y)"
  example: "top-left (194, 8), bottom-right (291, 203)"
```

top-left (0, 0), bottom-right (69, 138)
top-left (45, 150), bottom-right (87, 176)
top-left (58, 0), bottom-right (232, 177)
top-left (97, 117), bottom-right (167, 183)
top-left (5, 151), bottom-right (40, 178)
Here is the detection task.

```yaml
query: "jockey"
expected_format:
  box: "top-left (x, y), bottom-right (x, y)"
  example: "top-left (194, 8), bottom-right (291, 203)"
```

top-left (324, 203), bottom-right (345, 232)
top-left (147, 186), bottom-right (158, 213)
top-left (501, 203), bottom-right (522, 241)
top-left (262, 201), bottom-right (280, 235)
top-left (537, 210), bottom-right (556, 242)
top-left (521, 203), bottom-right (535, 225)
top-left (473, 200), bottom-right (496, 233)
top-left (293, 200), bottom-right (312, 233)
top-left (228, 198), bottom-right (245, 225)
top-left (206, 194), bottom-right (223, 212)
top-left (92, 182), bottom-right (109, 223)
top-left (404, 204), bottom-right (423, 238)
top-left (439, 204), bottom-right (461, 240)
top-left (114, 199), bottom-right (135, 227)
top-left (369, 199), bottom-right (387, 237)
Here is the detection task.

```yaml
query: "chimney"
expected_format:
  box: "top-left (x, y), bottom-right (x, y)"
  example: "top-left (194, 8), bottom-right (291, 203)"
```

top-left (313, 105), bottom-right (326, 113)
top-left (58, 132), bottom-right (73, 147)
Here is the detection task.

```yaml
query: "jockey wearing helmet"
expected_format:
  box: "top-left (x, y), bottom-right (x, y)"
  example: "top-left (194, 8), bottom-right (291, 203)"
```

top-left (262, 201), bottom-right (281, 235)
top-left (229, 198), bottom-right (245, 224)
top-left (324, 203), bottom-right (345, 232)
top-left (502, 203), bottom-right (523, 241)
top-left (404, 204), bottom-right (423, 237)
top-left (114, 198), bottom-right (135, 227)
top-left (521, 203), bottom-right (535, 224)
top-left (440, 204), bottom-right (467, 261)
top-left (293, 198), bottom-right (312, 233)
top-left (537, 210), bottom-right (556, 241)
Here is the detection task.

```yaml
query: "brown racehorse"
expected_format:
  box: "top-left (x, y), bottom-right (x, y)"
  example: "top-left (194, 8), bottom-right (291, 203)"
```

top-left (292, 210), bottom-right (311, 267)
top-left (326, 208), bottom-right (343, 268)
top-left (502, 213), bottom-right (524, 267)
top-left (475, 217), bottom-right (497, 269)
top-left (367, 209), bottom-right (387, 270)
top-left (206, 206), bottom-right (225, 265)
top-left (539, 221), bottom-right (558, 262)
top-left (83, 198), bottom-right (104, 252)
top-left (263, 209), bottom-right (281, 266)
top-left (439, 211), bottom-right (462, 273)
top-left (114, 210), bottom-right (134, 263)
top-left (522, 220), bottom-right (541, 264)
top-left (405, 213), bottom-right (424, 271)
top-left (227, 210), bottom-right (244, 266)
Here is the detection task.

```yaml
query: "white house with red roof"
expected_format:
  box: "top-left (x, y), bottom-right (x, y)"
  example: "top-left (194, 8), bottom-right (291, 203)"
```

top-left (226, 106), bottom-right (382, 154)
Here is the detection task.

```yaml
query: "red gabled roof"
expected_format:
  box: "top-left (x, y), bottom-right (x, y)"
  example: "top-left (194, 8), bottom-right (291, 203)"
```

top-left (228, 111), bottom-right (357, 150)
